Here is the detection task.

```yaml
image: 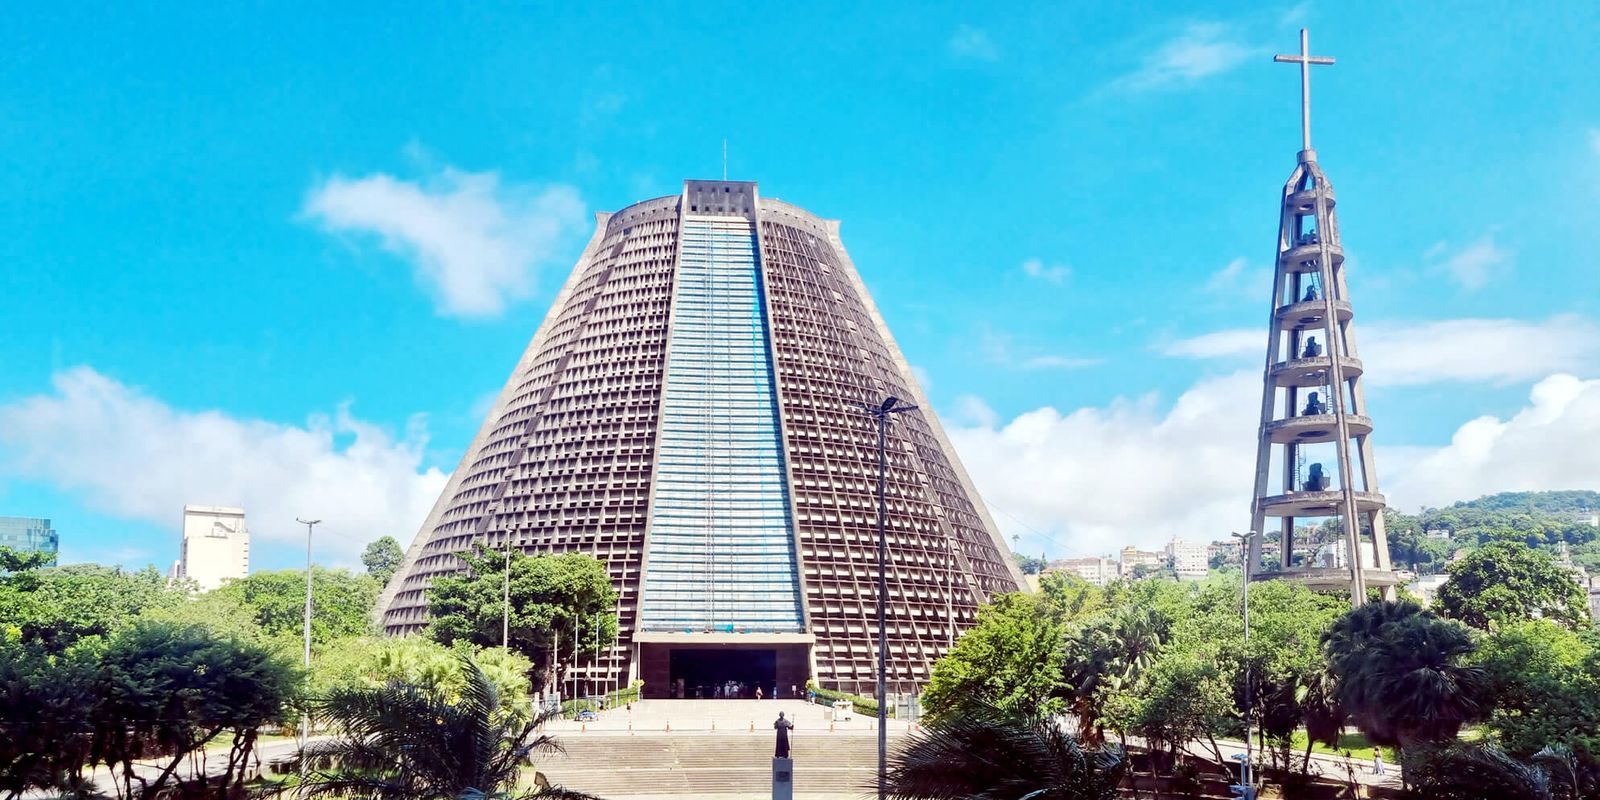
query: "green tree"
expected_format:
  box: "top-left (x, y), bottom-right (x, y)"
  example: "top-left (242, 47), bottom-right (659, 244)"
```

top-left (1062, 603), bottom-right (1172, 745)
top-left (0, 546), bottom-right (56, 573)
top-left (1103, 649), bottom-right (1233, 771)
top-left (0, 563), bottom-right (175, 653)
top-left (886, 703), bottom-right (1128, 800)
top-left (0, 637), bottom-right (99, 800)
top-left (923, 592), bottom-right (1066, 721)
top-left (362, 535), bottom-right (405, 583)
top-left (1323, 600), bottom-right (1488, 749)
top-left (1401, 744), bottom-right (1558, 800)
top-left (1014, 553), bottom-right (1048, 575)
top-left (94, 620), bottom-right (299, 798)
top-left (281, 653), bottom-right (587, 800)
top-left (1436, 541), bottom-right (1590, 631)
top-left (217, 567), bottom-right (380, 641)
top-left (312, 635), bottom-right (533, 715)
top-left (1472, 620), bottom-right (1600, 760)
top-left (138, 587), bottom-right (262, 640)
top-left (427, 547), bottom-right (616, 688)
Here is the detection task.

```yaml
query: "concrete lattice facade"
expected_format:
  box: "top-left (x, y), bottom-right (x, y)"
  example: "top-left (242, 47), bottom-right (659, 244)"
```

top-left (379, 181), bottom-right (1025, 696)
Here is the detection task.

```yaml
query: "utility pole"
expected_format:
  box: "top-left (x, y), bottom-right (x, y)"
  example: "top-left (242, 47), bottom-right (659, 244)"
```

top-left (502, 534), bottom-right (512, 648)
top-left (295, 517), bottom-right (321, 751)
top-left (864, 396), bottom-right (916, 800)
top-left (1232, 530), bottom-right (1258, 796)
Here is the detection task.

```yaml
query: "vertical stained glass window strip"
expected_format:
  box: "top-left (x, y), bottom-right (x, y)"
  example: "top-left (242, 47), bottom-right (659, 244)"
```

top-left (639, 216), bottom-right (805, 633)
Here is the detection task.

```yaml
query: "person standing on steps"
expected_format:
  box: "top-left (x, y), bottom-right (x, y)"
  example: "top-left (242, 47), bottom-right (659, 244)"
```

top-left (756, 686), bottom-right (764, 700)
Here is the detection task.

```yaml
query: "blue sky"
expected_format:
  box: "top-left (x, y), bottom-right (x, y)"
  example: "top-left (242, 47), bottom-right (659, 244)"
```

top-left (2, 2), bottom-right (1598, 570)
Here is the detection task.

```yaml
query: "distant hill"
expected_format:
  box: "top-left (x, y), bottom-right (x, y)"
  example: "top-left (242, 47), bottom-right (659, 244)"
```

top-left (1441, 490), bottom-right (1600, 515)
top-left (1385, 490), bottom-right (1600, 574)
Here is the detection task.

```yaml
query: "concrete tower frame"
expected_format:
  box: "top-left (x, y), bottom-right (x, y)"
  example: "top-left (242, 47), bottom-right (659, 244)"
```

top-left (1244, 151), bottom-right (1398, 605)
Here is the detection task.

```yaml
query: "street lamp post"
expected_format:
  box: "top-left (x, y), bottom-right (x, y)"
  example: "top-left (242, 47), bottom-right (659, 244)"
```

top-left (502, 536), bottom-right (512, 648)
top-left (864, 395), bottom-right (916, 800)
top-left (1231, 530), bottom-right (1258, 796)
top-left (295, 517), bottom-right (320, 750)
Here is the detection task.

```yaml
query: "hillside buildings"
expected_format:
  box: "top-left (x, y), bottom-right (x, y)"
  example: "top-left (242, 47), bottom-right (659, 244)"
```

top-left (171, 505), bottom-right (249, 590)
top-left (0, 516), bottom-right (58, 566)
top-left (379, 181), bottom-right (1025, 698)
top-left (1118, 546), bottom-right (1163, 576)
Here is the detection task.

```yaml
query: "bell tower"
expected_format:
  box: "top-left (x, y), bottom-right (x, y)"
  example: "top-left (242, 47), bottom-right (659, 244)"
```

top-left (1245, 30), bottom-right (1397, 606)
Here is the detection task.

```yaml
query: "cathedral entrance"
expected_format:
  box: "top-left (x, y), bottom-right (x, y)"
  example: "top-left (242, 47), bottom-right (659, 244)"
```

top-left (670, 648), bottom-right (775, 699)
top-left (637, 640), bottom-right (811, 699)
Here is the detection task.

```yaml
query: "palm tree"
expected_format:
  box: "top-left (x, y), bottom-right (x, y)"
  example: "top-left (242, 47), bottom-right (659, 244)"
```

top-left (1402, 744), bottom-right (1553, 800)
top-left (278, 654), bottom-right (593, 800)
top-left (1061, 605), bottom-right (1166, 746)
top-left (884, 703), bottom-right (1129, 800)
top-left (1322, 600), bottom-right (1487, 749)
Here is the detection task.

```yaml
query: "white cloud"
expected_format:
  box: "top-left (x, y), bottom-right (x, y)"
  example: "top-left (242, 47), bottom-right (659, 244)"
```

top-left (909, 365), bottom-right (934, 393)
top-left (1204, 257), bottom-right (1271, 299)
top-left (1112, 23), bottom-right (1255, 92)
top-left (0, 368), bottom-right (449, 566)
top-left (948, 370), bottom-right (1260, 556)
top-left (1159, 329), bottom-right (1263, 360)
top-left (1363, 316), bottom-right (1600, 386)
top-left (1021, 355), bottom-right (1102, 370)
top-left (949, 366), bottom-right (1600, 558)
top-left (1280, 2), bottom-right (1311, 27)
top-left (1385, 374), bottom-right (1600, 509)
top-left (948, 24), bottom-right (999, 61)
top-left (1425, 234), bottom-right (1512, 291)
top-left (1021, 257), bottom-right (1071, 285)
top-left (304, 166), bottom-right (587, 318)
top-left (1161, 316), bottom-right (1600, 387)
top-left (978, 328), bottom-right (1100, 371)
top-left (953, 395), bottom-right (999, 428)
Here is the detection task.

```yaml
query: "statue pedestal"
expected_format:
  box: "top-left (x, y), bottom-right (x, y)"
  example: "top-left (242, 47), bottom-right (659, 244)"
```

top-left (772, 757), bottom-right (793, 800)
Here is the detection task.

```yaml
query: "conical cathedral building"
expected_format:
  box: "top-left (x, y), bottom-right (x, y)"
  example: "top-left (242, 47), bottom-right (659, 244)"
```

top-left (379, 180), bottom-right (1025, 697)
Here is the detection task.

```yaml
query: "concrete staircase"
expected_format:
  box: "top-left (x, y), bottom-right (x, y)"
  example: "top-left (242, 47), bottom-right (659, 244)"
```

top-left (536, 731), bottom-right (892, 799)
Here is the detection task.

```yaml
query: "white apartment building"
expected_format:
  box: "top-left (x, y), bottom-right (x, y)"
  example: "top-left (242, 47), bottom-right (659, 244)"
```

top-left (1409, 573), bottom-right (1450, 608)
top-left (1167, 538), bottom-right (1209, 580)
top-left (1052, 556), bottom-right (1119, 586)
top-left (172, 505), bottom-right (249, 591)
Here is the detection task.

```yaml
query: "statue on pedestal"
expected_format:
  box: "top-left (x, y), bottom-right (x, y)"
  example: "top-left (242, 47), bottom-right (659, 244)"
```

top-left (774, 712), bottom-right (794, 758)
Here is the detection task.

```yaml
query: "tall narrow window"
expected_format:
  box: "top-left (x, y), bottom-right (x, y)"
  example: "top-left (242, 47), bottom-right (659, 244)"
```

top-left (639, 215), bottom-right (804, 633)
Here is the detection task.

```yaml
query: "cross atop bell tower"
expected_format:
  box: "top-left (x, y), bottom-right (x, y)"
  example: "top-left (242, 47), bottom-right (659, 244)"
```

top-left (1274, 28), bottom-right (1335, 156)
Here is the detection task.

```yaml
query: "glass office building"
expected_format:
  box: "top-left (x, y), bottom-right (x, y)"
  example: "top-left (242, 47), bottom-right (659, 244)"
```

top-left (379, 181), bottom-right (1025, 697)
top-left (0, 516), bottom-right (59, 566)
